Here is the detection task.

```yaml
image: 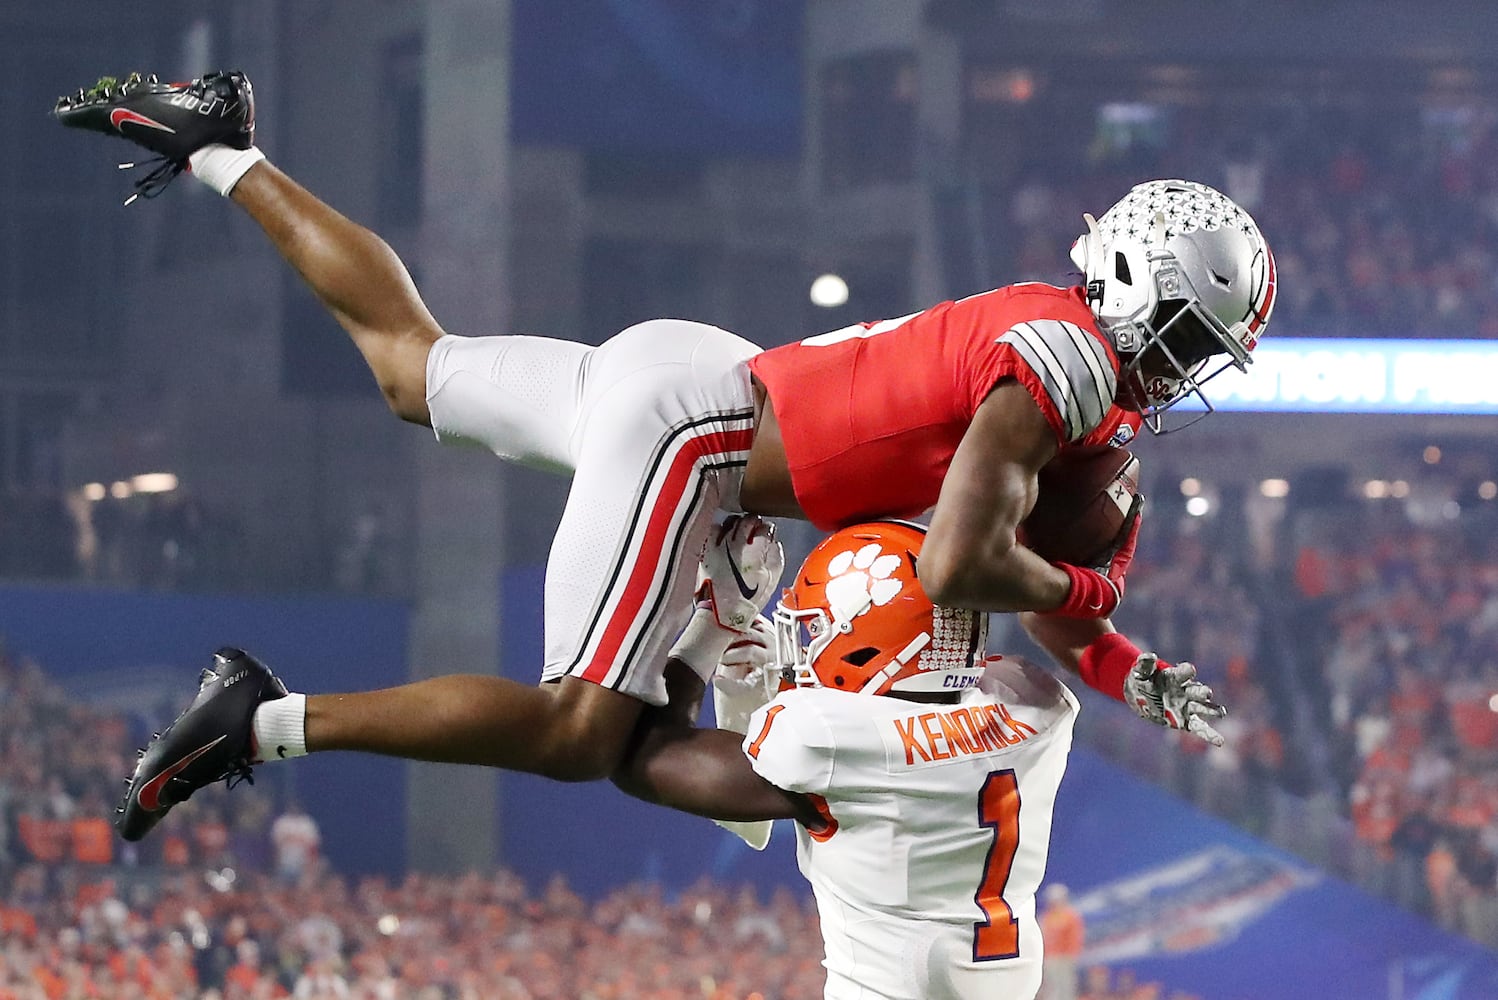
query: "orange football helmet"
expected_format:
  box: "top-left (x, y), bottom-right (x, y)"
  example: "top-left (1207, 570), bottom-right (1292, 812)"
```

top-left (773, 521), bottom-right (989, 696)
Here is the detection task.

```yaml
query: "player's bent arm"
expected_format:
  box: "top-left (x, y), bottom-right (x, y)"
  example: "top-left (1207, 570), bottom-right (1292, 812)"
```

top-left (921, 382), bottom-right (1068, 612)
top-left (1020, 612), bottom-right (1114, 678)
top-left (1022, 610), bottom-right (1134, 701)
top-left (613, 723), bottom-right (827, 830)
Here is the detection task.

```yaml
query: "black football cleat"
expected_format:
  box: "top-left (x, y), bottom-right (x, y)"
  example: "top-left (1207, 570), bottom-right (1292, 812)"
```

top-left (116, 647), bottom-right (287, 842)
top-left (53, 70), bottom-right (256, 203)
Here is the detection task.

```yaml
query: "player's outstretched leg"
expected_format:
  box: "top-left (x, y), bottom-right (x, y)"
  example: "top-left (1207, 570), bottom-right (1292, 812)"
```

top-left (117, 648), bottom-right (287, 842)
top-left (55, 69), bottom-right (439, 424)
top-left (117, 644), bottom-right (658, 841)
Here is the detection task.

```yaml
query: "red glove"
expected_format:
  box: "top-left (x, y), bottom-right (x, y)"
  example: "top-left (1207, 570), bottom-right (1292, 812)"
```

top-left (1049, 495), bottom-right (1142, 619)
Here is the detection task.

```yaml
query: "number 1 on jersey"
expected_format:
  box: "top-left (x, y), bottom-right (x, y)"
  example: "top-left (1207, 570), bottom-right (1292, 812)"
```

top-left (974, 769), bottom-right (1021, 961)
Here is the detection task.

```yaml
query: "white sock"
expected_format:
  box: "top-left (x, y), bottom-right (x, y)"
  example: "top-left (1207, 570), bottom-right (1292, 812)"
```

top-left (252, 693), bottom-right (307, 762)
top-left (187, 143), bottom-right (266, 196)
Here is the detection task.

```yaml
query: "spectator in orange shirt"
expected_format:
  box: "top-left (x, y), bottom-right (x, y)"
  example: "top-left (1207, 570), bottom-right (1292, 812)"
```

top-left (70, 799), bottom-right (114, 866)
top-left (1080, 964), bottom-right (1114, 1000)
top-left (0, 903), bottom-right (36, 942)
top-left (1427, 836), bottom-right (1461, 932)
top-left (224, 939), bottom-right (277, 997)
top-left (16, 805), bottom-right (69, 864)
top-left (1040, 883), bottom-right (1086, 1000)
top-left (31, 962), bottom-right (65, 1000)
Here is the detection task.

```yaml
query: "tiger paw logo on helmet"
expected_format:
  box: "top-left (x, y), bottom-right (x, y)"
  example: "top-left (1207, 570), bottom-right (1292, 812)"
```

top-left (822, 543), bottom-right (905, 623)
top-left (781, 521), bottom-right (989, 696)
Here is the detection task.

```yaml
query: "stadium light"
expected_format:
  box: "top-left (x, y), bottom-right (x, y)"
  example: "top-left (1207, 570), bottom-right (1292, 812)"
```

top-left (1185, 496), bottom-right (1210, 517)
top-left (1179, 477), bottom-right (1202, 497)
top-left (1259, 478), bottom-right (1290, 498)
top-left (132, 472), bottom-right (179, 494)
top-left (809, 273), bottom-right (849, 308)
top-left (1480, 481), bottom-right (1497, 500)
top-left (81, 482), bottom-right (106, 502)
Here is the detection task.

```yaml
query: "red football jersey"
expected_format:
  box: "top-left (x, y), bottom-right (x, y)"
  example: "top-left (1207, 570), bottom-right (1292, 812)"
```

top-left (749, 283), bottom-right (1132, 530)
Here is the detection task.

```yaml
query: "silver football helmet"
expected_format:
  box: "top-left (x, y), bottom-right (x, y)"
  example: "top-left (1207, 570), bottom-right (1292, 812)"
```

top-left (1070, 179), bottom-right (1276, 433)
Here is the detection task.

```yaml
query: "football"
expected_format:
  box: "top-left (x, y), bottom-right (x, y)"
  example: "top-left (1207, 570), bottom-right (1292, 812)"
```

top-left (1019, 446), bottom-right (1142, 567)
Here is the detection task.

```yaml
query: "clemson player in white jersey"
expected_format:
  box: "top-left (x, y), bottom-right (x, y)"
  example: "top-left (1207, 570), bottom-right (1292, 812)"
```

top-left (625, 519), bottom-right (1146, 1000)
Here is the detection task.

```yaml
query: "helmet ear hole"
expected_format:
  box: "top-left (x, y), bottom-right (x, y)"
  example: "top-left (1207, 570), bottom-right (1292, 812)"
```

top-left (842, 647), bottom-right (879, 667)
top-left (1114, 251), bottom-right (1133, 285)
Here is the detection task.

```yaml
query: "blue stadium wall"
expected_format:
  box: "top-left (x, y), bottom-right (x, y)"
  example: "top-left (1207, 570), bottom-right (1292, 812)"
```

top-left (511, 0), bottom-right (803, 156)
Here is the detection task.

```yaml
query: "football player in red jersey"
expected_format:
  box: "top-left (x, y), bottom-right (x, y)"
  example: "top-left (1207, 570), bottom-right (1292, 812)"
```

top-left (56, 72), bottom-right (1267, 839)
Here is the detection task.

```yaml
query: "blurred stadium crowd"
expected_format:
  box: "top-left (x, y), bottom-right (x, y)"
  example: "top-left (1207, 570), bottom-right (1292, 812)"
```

top-left (0, 855), bottom-right (1183, 1000)
top-left (991, 102), bottom-right (1498, 339)
top-left (1092, 500), bottom-right (1498, 946)
top-left (0, 859), bottom-right (828, 999)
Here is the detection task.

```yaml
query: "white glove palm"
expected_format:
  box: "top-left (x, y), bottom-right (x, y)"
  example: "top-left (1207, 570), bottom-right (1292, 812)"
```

top-left (670, 515), bottom-right (785, 683)
top-left (696, 515), bottom-right (784, 631)
top-left (1122, 654), bottom-right (1228, 747)
top-left (712, 615), bottom-right (781, 735)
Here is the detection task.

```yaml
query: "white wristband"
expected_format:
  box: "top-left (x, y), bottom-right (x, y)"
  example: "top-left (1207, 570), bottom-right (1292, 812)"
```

top-left (187, 143), bottom-right (266, 196)
top-left (668, 608), bottom-right (736, 683)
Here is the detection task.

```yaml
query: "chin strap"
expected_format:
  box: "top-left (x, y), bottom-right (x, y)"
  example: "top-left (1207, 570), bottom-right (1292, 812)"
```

top-left (857, 633), bottom-right (931, 694)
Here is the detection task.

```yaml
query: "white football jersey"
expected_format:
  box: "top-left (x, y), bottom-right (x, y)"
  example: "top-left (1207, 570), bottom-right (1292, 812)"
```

top-left (742, 658), bottom-right (1079, 1000)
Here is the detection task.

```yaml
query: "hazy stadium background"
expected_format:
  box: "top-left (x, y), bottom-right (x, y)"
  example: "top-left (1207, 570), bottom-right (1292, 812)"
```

top-left (7, 2), bottom-right (1498, 997)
